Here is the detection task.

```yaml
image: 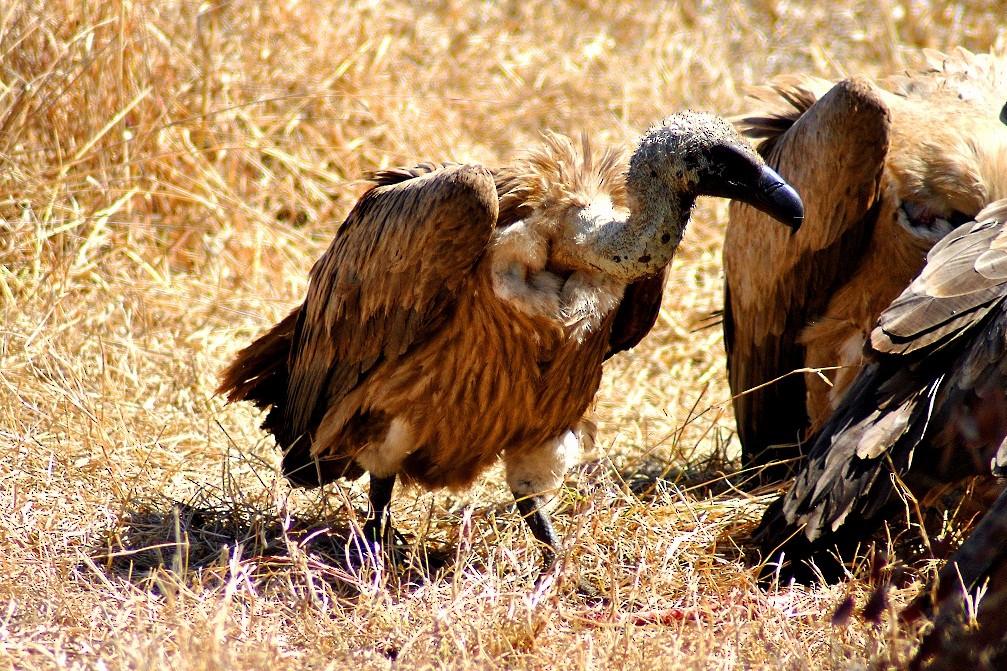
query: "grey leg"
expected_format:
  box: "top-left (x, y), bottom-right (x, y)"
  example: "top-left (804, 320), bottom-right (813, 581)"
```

top-left (504, 431), bottom-right (606, 600)
top-left (504, 432), bottom-right (577, 572)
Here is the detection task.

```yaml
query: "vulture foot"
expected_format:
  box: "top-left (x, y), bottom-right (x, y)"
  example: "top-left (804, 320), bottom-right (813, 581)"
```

top-left (347, 474), bottom-right (402, 573)
top-left (517, 494), bottom-right (607, 603)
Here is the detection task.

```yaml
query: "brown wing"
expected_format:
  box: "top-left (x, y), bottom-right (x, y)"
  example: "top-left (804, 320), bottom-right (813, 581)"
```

top-left (874, 201), bottom-right (1007, 354)
top-left (274, 164), bottom-right (498, 483)
top-left (754, 203), bottom-right (1007, 584)
top-left (724, 76), bottom-right (891, 475)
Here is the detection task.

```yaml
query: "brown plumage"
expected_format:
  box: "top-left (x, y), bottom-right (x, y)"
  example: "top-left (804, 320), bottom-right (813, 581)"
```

top-left (754, 201), bottom-right (1007, 584)
top-left (219, 112), bottom-right (803, 576)
top-left (724, 48), bottom-right (1007, 480)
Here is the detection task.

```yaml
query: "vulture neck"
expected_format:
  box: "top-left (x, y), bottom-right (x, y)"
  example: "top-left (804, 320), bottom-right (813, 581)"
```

top-left (573, 178), bottom-right (691, 281)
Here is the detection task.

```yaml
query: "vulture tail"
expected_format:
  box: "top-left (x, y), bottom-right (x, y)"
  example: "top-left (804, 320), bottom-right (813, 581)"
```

top-left (217, 308), bottom-right (299, 423)
top-left (218, 306), bottom-right (363, 488)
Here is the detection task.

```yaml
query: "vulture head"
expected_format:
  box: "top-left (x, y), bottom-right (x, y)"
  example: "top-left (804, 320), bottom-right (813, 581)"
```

top-left (532, 112), bottom-right (803, 283)
top-left (630, 112), bottom-right (804, 229)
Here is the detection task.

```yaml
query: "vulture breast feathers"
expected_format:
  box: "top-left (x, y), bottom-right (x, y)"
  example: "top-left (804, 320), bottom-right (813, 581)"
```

top-left (724, 48), bottom-right (1007, 479)
top-left (754, 201), bottom-right (1007, 584)
top-left (219, 114), bottom-right (803, 573)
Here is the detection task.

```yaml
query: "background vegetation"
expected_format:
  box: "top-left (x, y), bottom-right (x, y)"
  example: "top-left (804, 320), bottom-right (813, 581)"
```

top-left (1, 1), bottom-right (1005, 668)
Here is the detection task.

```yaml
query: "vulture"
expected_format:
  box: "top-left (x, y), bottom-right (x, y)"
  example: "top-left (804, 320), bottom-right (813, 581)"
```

top-left (754, 201), bottom-right (1007, 584)
top-left (723, 48), bottom-right (1007, 480)
top-left (218, 112), bottom-right (804, 577)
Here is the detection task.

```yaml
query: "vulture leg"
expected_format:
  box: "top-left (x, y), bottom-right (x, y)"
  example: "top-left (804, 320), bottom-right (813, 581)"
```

top-left (512, 489), bottom-right (603, 601)
top-left (514, 493), bottom-right (561, 568)
top-left (504, 431), bottom-right (602, 597)
top-left (361, 474), bottom-right (397, 560)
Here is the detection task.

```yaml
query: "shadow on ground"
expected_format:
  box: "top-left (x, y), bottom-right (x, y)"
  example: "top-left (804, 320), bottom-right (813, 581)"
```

top-left (91, 496), bottom-right (455, 595)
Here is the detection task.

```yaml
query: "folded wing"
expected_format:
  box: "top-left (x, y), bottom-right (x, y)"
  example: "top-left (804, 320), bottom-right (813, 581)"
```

top-left (219, 163), bottom-right (499, 486)
top-left (725, 77), bottom-right (891, 474)
top-left (755, 202), bottom-right (1007, 583)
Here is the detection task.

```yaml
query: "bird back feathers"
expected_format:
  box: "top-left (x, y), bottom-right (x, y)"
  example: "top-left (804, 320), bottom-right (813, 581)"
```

top-left (735, 47), bottom-right (1007, 159)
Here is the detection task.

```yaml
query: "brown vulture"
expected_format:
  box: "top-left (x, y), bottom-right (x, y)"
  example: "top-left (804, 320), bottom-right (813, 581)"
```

top-left (754, 201), bottom-right (1007, 584)
top-left (723, 48), bottom-right (1007, 481)
top-left (218, 112), bottom-right (803, 577)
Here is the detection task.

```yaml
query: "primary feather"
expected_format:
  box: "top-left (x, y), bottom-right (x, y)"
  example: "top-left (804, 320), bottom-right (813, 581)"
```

top-left (755, 201), bottom-right (1007, 584)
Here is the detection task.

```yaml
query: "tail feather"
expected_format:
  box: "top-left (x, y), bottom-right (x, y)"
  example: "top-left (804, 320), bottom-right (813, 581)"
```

top-left (218, 307), bottom-right (362, 487)
top-left (732, 75), bottom-right (834, 155)
top-left (217, 307), bottom-right (299, 414)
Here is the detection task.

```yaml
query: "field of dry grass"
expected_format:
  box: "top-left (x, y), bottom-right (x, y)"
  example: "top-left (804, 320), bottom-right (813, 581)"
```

top-left (1, 1), bottom-right (1005, 668)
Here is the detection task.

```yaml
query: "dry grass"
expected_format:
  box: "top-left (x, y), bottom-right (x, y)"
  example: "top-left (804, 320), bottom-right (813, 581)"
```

top-left (1, 1), bottom-right (1005, 668)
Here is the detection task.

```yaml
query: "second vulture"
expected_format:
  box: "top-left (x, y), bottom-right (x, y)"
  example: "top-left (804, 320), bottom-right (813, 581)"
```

top-left (218, 113), bottom-right (803, 580)
top-left (755, 201), bottom-right (1007, 584)
top-left (724, 48), bottom-right (1007, 481)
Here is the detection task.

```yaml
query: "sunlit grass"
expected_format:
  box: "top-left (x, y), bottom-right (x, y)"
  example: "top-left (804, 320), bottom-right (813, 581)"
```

top-left (0, 1), bottom-right (1004, 668)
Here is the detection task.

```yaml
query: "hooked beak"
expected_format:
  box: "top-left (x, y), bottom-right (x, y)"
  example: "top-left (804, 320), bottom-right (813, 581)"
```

top-left (752, 164), bottom-right (804, 232)
top-left (696, 144), bottom-right (804, 232)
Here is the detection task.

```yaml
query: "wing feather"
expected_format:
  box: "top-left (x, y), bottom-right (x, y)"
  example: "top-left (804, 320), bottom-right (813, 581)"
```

top-left (280, 164), bottom-right (499, 449)
top-left (756, 203), bottom-right (1007, 583)
top-left (873, 202), bottom-right (1007, 354)
top-left (724, 76), bottom-right (891, 471)
top-left (606, 268), bottom-right (667, 358)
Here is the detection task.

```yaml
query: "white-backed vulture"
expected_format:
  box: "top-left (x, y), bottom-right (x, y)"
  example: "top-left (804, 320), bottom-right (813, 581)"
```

top-left (218, 113), bottom-right (804, 577)
top-left (723, 48), bottom-right (1007, 480)
top-left (754, 201), bottom-right (1007, 584)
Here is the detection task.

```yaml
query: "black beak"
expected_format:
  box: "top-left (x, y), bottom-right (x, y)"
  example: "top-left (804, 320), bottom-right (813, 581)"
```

top-left (696, 144), bottom-right (804, 232)
top-left (752, 164), bottom-right (804, 232)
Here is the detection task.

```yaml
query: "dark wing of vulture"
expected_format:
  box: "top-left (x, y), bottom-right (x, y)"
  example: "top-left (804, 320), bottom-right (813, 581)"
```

top-left (754, 202), bottom-right (1007, 584)
top-left (723, 77), bottom-right (890, 479)
top-left (907, 485), bottom-right (1007, 671)
top-left (220, 163), bottom-right (499, 487)
top-left (606, 268), bottom-right (668, 359)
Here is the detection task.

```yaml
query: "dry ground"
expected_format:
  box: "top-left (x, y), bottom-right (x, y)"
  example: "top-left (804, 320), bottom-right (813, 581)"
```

top-left (1, 1), bottom-right (1005, 669)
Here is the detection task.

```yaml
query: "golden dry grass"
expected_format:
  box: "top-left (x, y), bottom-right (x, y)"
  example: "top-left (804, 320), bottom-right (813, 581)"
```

top-left (1, 1), bottom-right (1005, 668)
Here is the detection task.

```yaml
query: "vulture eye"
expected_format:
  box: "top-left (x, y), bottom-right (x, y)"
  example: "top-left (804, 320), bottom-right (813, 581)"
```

top-left (899, 201), bottom-right (973, 242)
